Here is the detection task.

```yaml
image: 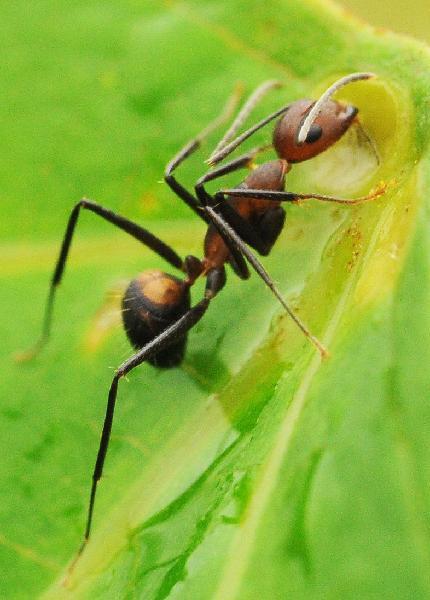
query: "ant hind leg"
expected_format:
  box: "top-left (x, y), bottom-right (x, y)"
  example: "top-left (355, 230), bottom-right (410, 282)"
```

top-left (16, 199), bottom-right (185, 362)
top-left (68, 296), bottom-right (211, 574)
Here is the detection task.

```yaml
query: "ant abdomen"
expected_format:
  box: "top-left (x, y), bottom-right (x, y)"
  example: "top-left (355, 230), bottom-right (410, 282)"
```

top-left (122, 270), bottom-right (191, 368)
top-left (273, 98), bottom-right (358, 163)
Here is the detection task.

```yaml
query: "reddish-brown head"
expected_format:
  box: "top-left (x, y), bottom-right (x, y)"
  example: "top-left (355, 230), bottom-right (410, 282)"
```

top-left (273, 98), bottom-right (358, 163)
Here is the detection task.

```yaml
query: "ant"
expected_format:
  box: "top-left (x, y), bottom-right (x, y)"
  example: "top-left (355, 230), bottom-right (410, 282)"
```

top-left (20, 72), bottom-right (385, 567)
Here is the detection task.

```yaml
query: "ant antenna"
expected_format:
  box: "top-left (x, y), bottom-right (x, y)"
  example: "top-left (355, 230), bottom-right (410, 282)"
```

top-left (206, 103), bottom-right (291, 167)
top-left (296, 72), bottom-right (376, 145)
top-left (208, 80), bottom-right (282, 162)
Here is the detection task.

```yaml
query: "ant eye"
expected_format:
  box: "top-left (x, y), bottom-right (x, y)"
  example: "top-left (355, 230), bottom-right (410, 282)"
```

top-left (305, 124), bottom-right (323, 144)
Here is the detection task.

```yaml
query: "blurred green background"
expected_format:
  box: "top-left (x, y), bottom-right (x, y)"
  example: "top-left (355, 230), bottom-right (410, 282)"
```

top-left (341, 0), bottom-right (429, 45)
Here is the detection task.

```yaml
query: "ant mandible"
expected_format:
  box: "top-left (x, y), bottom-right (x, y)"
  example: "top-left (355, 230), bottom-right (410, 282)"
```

top-left (22, 72), bottom-right (385, 565)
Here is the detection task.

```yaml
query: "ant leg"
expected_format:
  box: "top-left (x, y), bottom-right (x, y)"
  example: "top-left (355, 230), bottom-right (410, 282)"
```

top-left (166, 81), bottom-right (278, 224)
top-left (168, 150), bottom-right (257, 276)
top-left (206, 102), bottom-right (292, 166)
top-left (165, 141), bottom-right (209, 222)
top-left (17, 199), bottom-right (184, 361)
top-left (166, 112), bottom-right (268, 275)
top-left (70, 296), bottom-right (211, 571)
top-left (164, 87), bottom-right (242, 223)
top-left (196, 146), bottom-right (270, 194)
top-left (209, 80), bottom-right (282, 161)
top-left (205, 205), bottom-right (328, 358)
top-left (217, 183), bottom-right (386, 205)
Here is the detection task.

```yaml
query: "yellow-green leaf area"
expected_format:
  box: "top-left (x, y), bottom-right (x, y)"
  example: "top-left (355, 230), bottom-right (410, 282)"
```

top-left (2, 1), bottom-right (430, 599)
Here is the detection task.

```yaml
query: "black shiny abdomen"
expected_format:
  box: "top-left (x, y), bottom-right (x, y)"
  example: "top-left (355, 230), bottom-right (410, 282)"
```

top-left (122, 274), bottom-right (191, 368)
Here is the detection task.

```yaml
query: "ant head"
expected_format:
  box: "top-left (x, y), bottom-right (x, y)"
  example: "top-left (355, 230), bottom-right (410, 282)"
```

top-left (273, 72), bottom-right (375, 164)
top-left (273, 98), bottom-right (358, 163)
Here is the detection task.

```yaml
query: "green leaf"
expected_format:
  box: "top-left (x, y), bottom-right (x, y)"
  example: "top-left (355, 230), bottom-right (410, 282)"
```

top-left (2, 1), bottom-right (430, 598)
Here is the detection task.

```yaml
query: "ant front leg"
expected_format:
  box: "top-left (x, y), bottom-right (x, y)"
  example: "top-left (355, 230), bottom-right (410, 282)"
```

top-left (164, 87), bottom-right (242, 223)
top-left (17, 199), bottom-right (185, 361)
top-left (206, 102), bottom-right (292, 166)
top-left (209, 79), bottom-right (282, 161)
top-left (165, 80), bottom-right (281, 223)
top-left (196, 146), bottom-right (270, 197)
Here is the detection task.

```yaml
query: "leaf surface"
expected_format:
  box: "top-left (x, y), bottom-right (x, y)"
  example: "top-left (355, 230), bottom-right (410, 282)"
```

top-left (2, 1), bottom-right (430, 598)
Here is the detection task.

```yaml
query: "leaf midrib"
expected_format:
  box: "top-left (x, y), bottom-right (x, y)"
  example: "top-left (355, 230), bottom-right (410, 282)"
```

top-left (212, 190), bottom-right (413, 600)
